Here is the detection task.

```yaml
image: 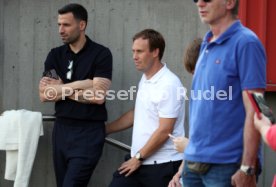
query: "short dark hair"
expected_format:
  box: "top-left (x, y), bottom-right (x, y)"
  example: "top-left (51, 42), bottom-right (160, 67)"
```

top-left (133, 29), bottom-right (165, 60)
top-left (183, 38), bottom-right (202, 74)
top-left (58, 3), bottom-right (88, 23)
top-left (232, 0), bottom-right (239, 16)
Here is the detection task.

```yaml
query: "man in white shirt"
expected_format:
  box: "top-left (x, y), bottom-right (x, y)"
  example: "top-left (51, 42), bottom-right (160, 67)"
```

top-left (106, 29), bottom-right (185, 187)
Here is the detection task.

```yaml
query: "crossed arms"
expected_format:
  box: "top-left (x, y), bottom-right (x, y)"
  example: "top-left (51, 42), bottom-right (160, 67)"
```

top-left (39, 77), bottom-right (111, 104)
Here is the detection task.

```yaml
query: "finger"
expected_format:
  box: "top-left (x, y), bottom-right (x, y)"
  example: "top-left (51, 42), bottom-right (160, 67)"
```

top-left (125, 169), bottom-right (134, 177)
top-left (119, 168), bottom-right (128, 175)
top-left (231, 178), bottom-right (235, 187)
top-left (40, 80), bottom-right (47, 86)
top-left (119, 167), bottom-right (129, 175)
top-left (169, 181), bottom-right (176, 187)
top-left (118, 165), bottom-right (126, 171)
top-left (42, 77), bottom-right (52, 81)
top-left (119, 161), bottom-right (129, 169)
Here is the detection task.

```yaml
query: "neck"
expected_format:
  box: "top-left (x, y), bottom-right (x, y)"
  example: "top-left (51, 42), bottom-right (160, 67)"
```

top-left (209, 17), bottom-right (236, 42)
top-left (145, 61), bottom-right (164, 80)
top-left (69, 34), bottom-right (86, 53)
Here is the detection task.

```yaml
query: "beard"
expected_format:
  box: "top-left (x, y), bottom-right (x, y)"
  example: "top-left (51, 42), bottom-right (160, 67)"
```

top-left (61, 32), bottom-right (80, 45)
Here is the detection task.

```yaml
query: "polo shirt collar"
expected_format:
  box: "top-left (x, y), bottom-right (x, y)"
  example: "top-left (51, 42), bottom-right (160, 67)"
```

top-left (203, 20), bottom-right (241, 45)
top-left (143, 63), bottom-right (168, 84)
top-left (65, 35), bottom-right (90, 54)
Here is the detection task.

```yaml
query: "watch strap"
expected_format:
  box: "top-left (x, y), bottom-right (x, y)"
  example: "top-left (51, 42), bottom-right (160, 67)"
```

top-left (240, 165), bottom-right (255, 176)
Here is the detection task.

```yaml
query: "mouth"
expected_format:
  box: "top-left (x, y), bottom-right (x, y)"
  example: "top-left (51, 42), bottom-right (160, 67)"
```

top-left (199, 11), bottom-right (207, 16)
top-left (60, 35), bottom-right (67, 40)
top-left (134, 62), bottom-right (140, 66)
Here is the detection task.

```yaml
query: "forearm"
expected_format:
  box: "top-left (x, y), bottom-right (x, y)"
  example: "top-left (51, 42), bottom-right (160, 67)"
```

top-left (106, 109), bottom-right (134, 135)
top-left (39, 84), bottom-right (67, 102)
top-left (177, 161), bottom-right (184, 175)
top-left (139, 128), bottom-right (172, 159)
top-left (65, 79), bottom-right (93, 90)
top-left (67, 78), bottom-right (111, 104)
top-left (138, 118), bottom-right (175, 159)
top-left (242, 114), bottom-right (261, 166)
top-left (242, 90), bottom-right (262, 166)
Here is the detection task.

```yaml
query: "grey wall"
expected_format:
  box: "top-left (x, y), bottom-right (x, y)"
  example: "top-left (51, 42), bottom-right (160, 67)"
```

top-left (0, 0), bottom-right (4, 111)
top-left (0, 0), bottom-right (275, 187)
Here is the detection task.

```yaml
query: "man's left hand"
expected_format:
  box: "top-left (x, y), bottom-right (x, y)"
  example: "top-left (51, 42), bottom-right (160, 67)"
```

top-left (118, 157), bottom-right (142, 177)
top-left (231, 170), bottom-right (256, 187)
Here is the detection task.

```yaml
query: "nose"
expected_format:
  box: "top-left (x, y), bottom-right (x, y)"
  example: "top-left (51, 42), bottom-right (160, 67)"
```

top-left (59, 25), bottom-right (64, 34)
top-left (196, 0), bottom-right (206, 6)
top-left (133, 52), bottom-right (138, 60)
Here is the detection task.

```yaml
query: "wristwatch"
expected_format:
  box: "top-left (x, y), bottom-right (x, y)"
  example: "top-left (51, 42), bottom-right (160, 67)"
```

top-left (135, 152), bottom-right (145, 161)
top-left (240, 165), bottom-right (255, 176)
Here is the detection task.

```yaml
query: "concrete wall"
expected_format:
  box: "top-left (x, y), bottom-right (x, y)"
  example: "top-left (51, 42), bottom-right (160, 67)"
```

top-left (0, 0), bottom-right (275, 187)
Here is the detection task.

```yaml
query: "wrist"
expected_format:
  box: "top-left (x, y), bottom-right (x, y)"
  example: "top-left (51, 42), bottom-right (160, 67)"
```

top-left (240, 165), bottom-right (256, 176)
top-left (134, 151), bottom-right (145, 162)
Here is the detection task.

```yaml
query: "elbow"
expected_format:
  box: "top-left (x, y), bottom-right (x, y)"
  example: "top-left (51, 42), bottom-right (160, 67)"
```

top-left (39, 92), bottom-right (58, 102)
top-left (39, 93), bottom-right (47, 102)
top-left (105, 125), bottom-right (111, 135)
top-left (40, 98), bottom-right (46, 102)
top-left (93, 98), bottom-right (105, 105)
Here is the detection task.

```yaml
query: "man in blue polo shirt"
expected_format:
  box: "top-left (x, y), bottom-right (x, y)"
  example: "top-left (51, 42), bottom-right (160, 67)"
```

top-left (39, 3), bottom-right (112, 187)
top-left (169, 0), bottom-right (266, 187)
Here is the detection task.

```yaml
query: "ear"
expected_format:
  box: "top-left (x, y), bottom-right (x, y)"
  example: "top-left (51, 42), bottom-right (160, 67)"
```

top-left (226, 0), bottom-right (236, 10)
top-left (79, 20), bottom-right (86, 31)
top-left (152, 48), bottom-right (160, 59)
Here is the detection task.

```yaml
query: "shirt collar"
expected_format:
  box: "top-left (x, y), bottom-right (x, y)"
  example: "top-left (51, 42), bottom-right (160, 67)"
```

top-left (142, 63), bottom-right (168, 84)
top-left (203, 20), bottom-right (241, 45)
top-left (65, 35), bottom-right (90, 54)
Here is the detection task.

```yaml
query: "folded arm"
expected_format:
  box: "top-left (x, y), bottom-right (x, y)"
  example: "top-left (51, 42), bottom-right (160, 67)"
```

top-left (39, 77), bottom-right (111, 104)
top-left (67, 77), bottom-right (111, 104)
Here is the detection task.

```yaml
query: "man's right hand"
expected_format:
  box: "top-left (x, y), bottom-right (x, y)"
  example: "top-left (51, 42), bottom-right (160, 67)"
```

top-left (168, 161), bottom-right (184, 187)
top-left (39, 77), bottom-right (63, 102)
top-left (168, 172), bottom-right (182, 187)
top-left (40, 77), bottom-right (63, 87)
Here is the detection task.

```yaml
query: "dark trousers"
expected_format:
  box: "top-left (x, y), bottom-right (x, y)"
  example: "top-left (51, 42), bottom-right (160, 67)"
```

top-left (109, 155), bottom-right (182, 187)
top-left (52, 119), bottom-right (105, 187)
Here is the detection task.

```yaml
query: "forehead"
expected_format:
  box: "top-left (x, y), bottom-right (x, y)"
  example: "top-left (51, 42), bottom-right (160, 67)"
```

top-left (132, 38), bottom-right (149, 50)
top-left (58, 12), bottom-right (75, 22)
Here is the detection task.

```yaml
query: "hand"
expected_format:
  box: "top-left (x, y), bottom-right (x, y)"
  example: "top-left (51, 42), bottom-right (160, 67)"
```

top-left (231, 170), bottom-right (256, 187)
top-left (118, 157), bottom-right (142, 177)
top-left (168, 172), bottom-right (182, 187)
top-left (173, 137), bottom-right (189, 153)
top-left (40, 77), bottom-right (63, 86)
top-left (254, 113), bottom-right (271, 131)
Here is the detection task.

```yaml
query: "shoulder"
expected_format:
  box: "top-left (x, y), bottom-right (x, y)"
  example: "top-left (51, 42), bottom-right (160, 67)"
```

top-left (164, 67), bottom-right (182, 82)
top-left (48, 44), bottom-right (67, 56)
top-left (89, 39), bottom-right (112, 57)
top-left (160, 67), bottom-right (183, 88)
top-left (234, 25), bottom-right (263, 47)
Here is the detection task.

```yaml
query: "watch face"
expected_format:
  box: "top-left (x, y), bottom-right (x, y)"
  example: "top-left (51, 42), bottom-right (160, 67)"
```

top-left (135, 152), bottom-right (141, 159)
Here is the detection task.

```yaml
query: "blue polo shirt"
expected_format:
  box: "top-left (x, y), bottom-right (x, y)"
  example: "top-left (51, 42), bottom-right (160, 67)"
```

top-left (185, 21), bottom-right (266, 163)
